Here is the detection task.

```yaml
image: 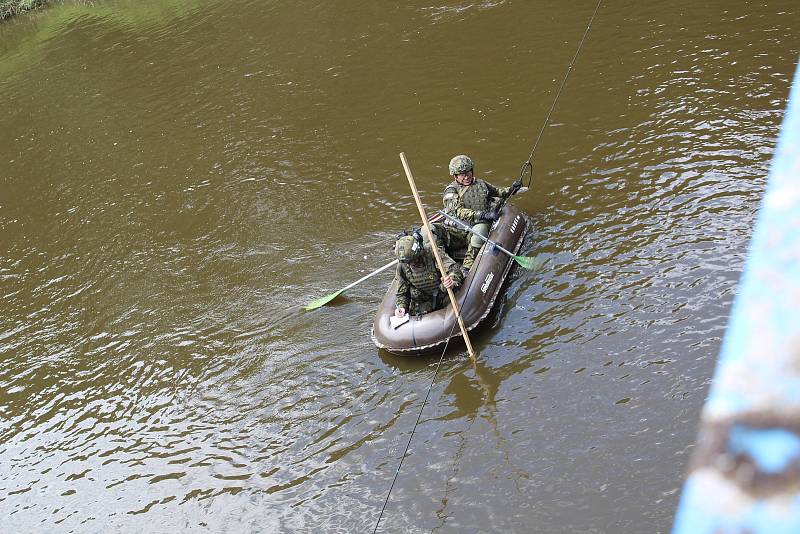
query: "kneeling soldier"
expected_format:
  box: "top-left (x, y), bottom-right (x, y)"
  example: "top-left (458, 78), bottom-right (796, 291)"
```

top-left (393, 233), bottom-right (463, 318)
top-left (442, 154), bottom-right (522, 271)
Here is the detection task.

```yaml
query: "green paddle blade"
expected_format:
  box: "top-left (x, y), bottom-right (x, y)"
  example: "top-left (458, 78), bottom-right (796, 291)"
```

top-left (304, 289), bottom-right (344, 311)
top-left (513, 254), bottom-right (545, 271)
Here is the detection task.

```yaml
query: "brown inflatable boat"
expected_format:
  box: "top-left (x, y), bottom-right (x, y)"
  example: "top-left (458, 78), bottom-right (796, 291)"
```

top-left (371, 203), bottom-right (527, 355)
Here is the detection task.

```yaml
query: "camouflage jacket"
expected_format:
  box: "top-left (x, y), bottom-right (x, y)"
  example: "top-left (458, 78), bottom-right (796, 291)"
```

top-left (395, 247), bottom-right (463, 313)
top-left (442, 178), bottom-right (512, 225)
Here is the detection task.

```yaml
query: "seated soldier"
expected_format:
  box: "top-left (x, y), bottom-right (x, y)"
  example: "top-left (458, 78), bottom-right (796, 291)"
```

top-left (442, 155), bottom-right (522, 271)
top-left (393, 232), bottom-right (463, 318)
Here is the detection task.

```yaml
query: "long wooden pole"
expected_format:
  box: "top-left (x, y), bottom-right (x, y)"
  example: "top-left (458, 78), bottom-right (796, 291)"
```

top-left (399, 152), bottom-right (477, 361)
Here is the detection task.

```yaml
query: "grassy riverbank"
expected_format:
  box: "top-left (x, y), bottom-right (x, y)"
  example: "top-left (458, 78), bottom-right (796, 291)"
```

top-left (1, 0), bottom-right (45, 21)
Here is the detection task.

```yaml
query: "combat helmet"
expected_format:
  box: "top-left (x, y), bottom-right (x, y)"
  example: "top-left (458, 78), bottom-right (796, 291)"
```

top-left (395, 234), bottom-right (423, 263)
top-left (448, 155), bottom-right (474, 176)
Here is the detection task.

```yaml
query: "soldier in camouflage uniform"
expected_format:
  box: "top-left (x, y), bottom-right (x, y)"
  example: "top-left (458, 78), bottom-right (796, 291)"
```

top-left (393, 232), bottom-right (463, 318)
top-left (442, 155), bottom-right (522, 271)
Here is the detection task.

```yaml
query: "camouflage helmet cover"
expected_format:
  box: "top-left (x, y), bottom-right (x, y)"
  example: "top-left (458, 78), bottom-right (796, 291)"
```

top-left (448, 154), bottom-right (474, 175)
top-left (395, 235), bottom-right (422, 263)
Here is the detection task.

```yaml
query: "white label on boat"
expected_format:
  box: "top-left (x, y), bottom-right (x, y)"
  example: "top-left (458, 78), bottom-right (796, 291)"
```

top-left (510, 215), bottom-right (520, 234)
top-left (481, 272), bottom-right (495, 293)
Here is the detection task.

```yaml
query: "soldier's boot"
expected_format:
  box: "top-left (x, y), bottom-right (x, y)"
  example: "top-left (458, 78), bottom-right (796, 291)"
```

top-left (461, 245), bottom-right (478, 274)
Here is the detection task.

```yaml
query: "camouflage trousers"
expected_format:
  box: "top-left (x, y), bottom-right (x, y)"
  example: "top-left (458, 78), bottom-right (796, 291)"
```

top-left (431, 224), bottom-right (470, 261)
top-left (408, 288), bottom-right (442, 316)
top-left (449, 223), bottom-right (488, 270)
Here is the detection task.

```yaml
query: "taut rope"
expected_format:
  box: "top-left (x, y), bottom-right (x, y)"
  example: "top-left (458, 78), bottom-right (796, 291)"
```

top-left (375, 2), bottom-right (604, 527)
top-left (373, 254), bottom-right (485, 533)
top-left (519, 0), bottom-right (604, 187)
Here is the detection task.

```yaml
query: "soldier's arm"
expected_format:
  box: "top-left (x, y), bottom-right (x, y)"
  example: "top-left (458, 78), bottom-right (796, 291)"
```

top-left (438, 251), bottom-right (463, 292)
top-left (395, 268), bottom-right (410, 311)
top-left (487, 181), bottom-right (513, 199)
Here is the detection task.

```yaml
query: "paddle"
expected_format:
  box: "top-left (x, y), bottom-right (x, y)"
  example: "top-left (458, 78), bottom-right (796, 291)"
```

top-left (304, 258), bottom-right (399, 311)
top-left (436, 210), bottom-right (542, 270)
top-left (401, 152), bottom-right (477, 361)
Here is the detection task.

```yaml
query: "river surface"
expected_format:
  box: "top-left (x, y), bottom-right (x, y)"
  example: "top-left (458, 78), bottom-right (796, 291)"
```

top-left (1, 1), bottom-right (798, 532)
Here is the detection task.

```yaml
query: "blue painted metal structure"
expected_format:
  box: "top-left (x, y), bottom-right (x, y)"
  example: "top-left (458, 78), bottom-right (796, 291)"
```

top-left (673, 60), bottom-right (800, 533)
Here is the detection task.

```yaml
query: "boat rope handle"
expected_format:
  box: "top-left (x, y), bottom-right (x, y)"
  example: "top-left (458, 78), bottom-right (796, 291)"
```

top-left (518, 0), bottom-right (604, 188)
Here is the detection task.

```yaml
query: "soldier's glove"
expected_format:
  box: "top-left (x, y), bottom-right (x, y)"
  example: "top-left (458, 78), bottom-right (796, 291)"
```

top-left (480, 209), bottom-right (499, 222)
top-left (510, 180), bottom-right (523, 196)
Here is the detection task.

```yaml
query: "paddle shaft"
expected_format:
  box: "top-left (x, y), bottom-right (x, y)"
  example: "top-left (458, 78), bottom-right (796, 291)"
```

top-left (305, 258), bottom-right (399, 310)
top-left (399, 152), bottom-right (476, 361)
top-left (436, 210), bottom-right (517, 258)
top-left (341, 259), bottom-right (398, 293)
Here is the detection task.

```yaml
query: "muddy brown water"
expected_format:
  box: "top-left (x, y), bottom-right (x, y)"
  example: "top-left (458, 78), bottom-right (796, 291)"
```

top-left (1, 1), bottom-right (798, 531)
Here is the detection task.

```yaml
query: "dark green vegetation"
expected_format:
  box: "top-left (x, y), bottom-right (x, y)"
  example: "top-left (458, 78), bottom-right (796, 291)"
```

top-left (1, 0), bottom-right (45, 20)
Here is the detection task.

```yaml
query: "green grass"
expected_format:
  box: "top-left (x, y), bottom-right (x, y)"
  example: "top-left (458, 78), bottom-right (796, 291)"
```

top-left (1, 0), bottom-right (46, 21)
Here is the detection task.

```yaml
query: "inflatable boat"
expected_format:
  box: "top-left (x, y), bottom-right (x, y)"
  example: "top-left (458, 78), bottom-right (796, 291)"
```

top-left (371, 203), bottom-right (527, 355)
